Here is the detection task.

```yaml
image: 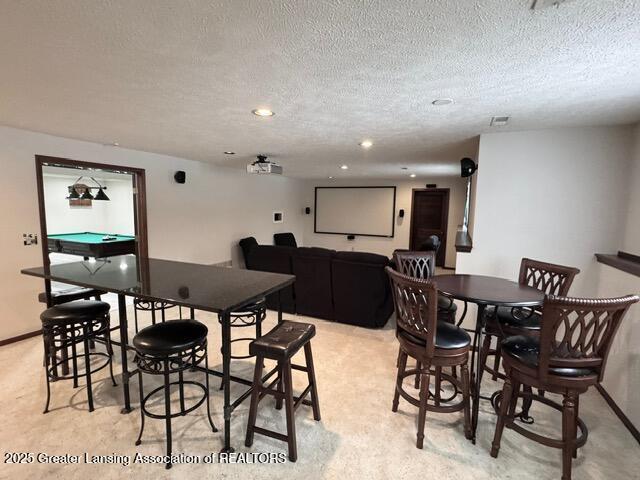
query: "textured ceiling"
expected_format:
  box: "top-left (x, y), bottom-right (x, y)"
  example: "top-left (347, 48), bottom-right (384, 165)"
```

top-left (1, 0), bottom-right (639, 179)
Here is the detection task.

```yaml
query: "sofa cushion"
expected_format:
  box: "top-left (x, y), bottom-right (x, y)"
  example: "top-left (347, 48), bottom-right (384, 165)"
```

top-left (246, 245), bottom-right (296, 314)
top-left (333, 251), bottom-right (390, 265)
top-left (273, 232), bottom-right (298, 248)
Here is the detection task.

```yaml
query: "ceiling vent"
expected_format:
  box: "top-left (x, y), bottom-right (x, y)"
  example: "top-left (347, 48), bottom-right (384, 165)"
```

top-left (490, 116), bottom-right (510, 127)
top-left (530, 0), bottom-right (572, 10)
top-left (246, 155), bottom-right (283, 175)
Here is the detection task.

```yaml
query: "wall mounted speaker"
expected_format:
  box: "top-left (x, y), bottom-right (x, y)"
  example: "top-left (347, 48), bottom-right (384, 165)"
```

top-left (347, 234), bottom-right (355, 240)
top-left (305, 207), bottom-right (311, 214)
top-left (174, 171), bottom-right (186, 184)
top-left (460, 158), bottom-right (477, 178)
top-left (398, 209), bottom-right (405, 218)
top-left (426, 184), bottom-right (437, 188)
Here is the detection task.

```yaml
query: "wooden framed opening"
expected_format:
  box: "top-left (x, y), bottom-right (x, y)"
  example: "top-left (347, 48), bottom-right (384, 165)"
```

top-left (34, 155), bottom-right (148, 305)
top-left (409, 188), bottom-right (450, 267)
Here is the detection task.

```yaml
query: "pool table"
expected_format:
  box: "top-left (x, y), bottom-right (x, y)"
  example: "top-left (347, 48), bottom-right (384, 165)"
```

top-left (47, 232), bottom-right (136, 258)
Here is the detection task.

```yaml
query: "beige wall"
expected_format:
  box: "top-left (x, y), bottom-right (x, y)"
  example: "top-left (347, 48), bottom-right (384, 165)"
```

top-left (455, 125), bottom-right (635, 296)
top-left (0, 126), bottom-right (306, 341)
top-left (455, 124), bottom-right (640, 425)
top-left (302, 177), bottom-right (467, 268)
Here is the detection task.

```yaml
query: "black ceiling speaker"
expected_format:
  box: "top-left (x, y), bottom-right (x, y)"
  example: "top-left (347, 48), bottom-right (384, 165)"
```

top-left (460, 158), bottom-right (478, 178)
top-left (174, 171), bottom-right (186, 184)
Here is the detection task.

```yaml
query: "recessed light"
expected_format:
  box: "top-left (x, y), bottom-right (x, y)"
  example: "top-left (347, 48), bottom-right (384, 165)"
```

top-left (432, 99), bottom-right (454, 106)
top-left (328, 176), bottom-right (334, 179)
top-left (359, 140), bottom-right (373, 148)
top-left (340, 165), bottom-right (349, 170)
top-left (410, 174), bottom-right (416, 178)
top-left (252, 108), bottom-right (275, 117)
top-left (224, 151), bottom-right (235, 155)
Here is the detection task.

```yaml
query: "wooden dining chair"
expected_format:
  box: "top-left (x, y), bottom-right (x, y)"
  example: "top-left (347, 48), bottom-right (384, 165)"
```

top-left (386, 267), bottom-right (472, 448)
top-left (480, 258), bottom-right (580, 382)
top-left (393, 251), bottom-right (458, 389)
top-left (490, 293), bottom-right (638, 480)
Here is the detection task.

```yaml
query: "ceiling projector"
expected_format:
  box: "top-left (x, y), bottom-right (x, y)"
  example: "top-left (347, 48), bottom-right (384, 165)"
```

top-left (247, 155), bottom-right (282, 175)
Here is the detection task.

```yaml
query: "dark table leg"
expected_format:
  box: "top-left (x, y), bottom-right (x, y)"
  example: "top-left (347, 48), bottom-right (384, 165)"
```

top-left (470, 303), bottom-right (486, 444)
top-left (118, 294), bottom-right (132, 413)
top-left (221, 310), bottom-right (233, 453)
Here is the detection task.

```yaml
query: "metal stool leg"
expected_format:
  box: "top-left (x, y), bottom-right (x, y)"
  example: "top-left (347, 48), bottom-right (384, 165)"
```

top-left (163, 359), bottom-right (172, 469)
top-left (203, 346), bottom-right (217, 432)
top-left (70, 325), bottom-right (79, 388)
top-left (135, 371), bottom-right (145, 446)
top-left (82, 325), bottom-right (94, 412)
top-left (43, 334), bottom-right (52, 414)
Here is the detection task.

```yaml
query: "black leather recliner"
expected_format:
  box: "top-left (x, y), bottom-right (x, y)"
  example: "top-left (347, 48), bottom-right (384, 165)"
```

top-left (291, 247), bottom-right (335, 320)
top-left (274, 232), bottom-right (297, 248)
top-left (331, 251), bottom-right (394, 328)
top-left (245, 245), bottom-right (296, 313)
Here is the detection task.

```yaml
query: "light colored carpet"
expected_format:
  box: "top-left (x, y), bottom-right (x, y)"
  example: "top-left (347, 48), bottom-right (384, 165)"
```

top-left (0, 308), bottom-right (638, 480)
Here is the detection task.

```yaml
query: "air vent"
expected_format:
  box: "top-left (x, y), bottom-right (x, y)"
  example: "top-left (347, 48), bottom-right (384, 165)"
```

top-left (490, 116), bottom-right (510, 127)
top-left (531, 0), bottom-right (571, 10)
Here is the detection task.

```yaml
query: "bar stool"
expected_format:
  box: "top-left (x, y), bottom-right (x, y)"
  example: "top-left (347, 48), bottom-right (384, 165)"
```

top-left (40, 300), bottom-right (117, 413)
top-left (133, 319), bottom-right (217, 469)
top-left (217, 298), bottom-right (267, 388)
top-left (133, 298), bottom-right (194, 333)
top-left (491, 294), bottom-right (638, 480)
top-left (245, 321), bottom-right (321, 462)
top-left (386, 267), bottom-right (472, 448)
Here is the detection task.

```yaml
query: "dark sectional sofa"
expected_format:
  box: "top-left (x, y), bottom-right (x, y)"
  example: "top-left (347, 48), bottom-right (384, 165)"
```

top-left (239, 237), bottom-right (393, 328)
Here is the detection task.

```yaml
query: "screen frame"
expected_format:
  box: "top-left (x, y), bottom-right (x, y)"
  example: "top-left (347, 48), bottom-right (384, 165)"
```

top-left (313, 186), bottom-right (397, 238)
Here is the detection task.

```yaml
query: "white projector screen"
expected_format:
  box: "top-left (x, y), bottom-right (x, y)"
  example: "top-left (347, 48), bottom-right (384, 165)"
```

top-left (314, 186), bottom-right (396, 237)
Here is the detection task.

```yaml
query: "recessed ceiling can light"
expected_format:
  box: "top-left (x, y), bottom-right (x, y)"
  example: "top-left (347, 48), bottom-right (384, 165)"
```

top-left (224, 151), bottom-right (236, 155)
top-left (410, 173), bottom-right (416, 178)
top-left (340, 165), bottom-right (349, 170)
top-left (328, 176), bottom-right (334, 179)
top-left (359, 140), bottom-right (373, 148)
top-left (432, 99), bottom-right (454, 106)
top-left (252, 108), bottom-right (275, 117)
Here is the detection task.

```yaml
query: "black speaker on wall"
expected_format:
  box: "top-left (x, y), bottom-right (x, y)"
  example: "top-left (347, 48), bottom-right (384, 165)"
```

top-left (174, 171), bottom-right (186, 184)
top-left (398, 209), bottom-right (405, 218)
top-left (460, 158), bottom-right (477, 178)
top-left (305, 207), bottom-right (311, 214)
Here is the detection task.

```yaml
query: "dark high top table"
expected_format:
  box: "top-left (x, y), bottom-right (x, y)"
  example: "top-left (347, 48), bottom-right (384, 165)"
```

top-left (22, 255), bottom-right (295, 453)
top-left (434, 274), bottom-right (544, 444)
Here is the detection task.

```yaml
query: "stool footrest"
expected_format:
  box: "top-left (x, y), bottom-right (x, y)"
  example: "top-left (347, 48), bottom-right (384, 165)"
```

top-left (252, 426), bottom-right (289, 443)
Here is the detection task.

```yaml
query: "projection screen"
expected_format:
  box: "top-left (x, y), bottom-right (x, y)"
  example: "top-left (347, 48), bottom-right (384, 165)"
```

top-left (314, 186), bottom-right (396, 237)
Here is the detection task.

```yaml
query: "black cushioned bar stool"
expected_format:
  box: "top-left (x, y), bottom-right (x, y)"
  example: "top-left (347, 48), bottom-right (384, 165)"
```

top-left (40, 300), bottom-right (116, 413)
top-left (217, 298), bottom-right (267, 388)
top-left (133, 320), bottom-right (217, 469)
top-left (245, 321), bottom-right (321, 462)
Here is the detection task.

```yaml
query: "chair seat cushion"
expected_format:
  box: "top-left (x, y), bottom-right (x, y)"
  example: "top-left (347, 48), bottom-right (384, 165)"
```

top-left (133, 319), bottom-right (208, 356)
top-left (40, 300), bottom-right (110, 325)
top-left (501, 335), bottom-right (595, 377)
top-left (38, 287), bottom-right (106, 305)
top-left (399, 322), bottom-right (471, 350)
top-left (250, 321), bottom-right (315, 360)
top-left (492, 306), bottom-right (541, 330)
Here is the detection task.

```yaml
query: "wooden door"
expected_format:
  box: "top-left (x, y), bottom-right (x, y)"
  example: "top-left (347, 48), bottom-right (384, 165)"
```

top-left (409, 189), bottom-right (449, 266)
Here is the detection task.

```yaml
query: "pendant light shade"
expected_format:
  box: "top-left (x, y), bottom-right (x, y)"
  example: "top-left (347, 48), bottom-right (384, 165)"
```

top-left (81, 188), bottom-right (94, 200)
top-left (94, 187), bottom-right (110, 201)
top-left (66, 187), bottom-right (80, 200)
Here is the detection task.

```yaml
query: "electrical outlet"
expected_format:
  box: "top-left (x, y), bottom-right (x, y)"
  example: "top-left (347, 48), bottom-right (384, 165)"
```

top-left (23, 233), bottom-right (38, 246)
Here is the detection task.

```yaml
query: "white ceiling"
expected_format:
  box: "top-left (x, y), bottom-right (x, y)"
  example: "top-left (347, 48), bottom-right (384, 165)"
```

top-left (1, 0), bottom-right (639, 179)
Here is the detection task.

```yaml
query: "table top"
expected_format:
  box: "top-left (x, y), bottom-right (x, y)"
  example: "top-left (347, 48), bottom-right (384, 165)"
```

top-left (21, 255), bottom-right (295, 313)
top-left (48, 232), bottom-right (135, 243)
top-left (434, 274), bottom-right (544, 307)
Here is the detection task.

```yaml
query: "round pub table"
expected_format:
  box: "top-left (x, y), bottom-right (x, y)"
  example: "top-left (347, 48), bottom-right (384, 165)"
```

top-left (434, 274), bottom-right (544, 444)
